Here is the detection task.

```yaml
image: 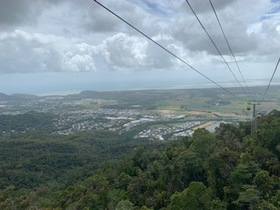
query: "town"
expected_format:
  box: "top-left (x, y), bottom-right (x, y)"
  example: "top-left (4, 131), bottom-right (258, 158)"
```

top-left (0, 88), bottom-right (252, 141)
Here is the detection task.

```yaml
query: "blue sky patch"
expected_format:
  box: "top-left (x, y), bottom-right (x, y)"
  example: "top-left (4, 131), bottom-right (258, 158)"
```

top-left (260, 3), bottom-right (280, 21)
top-left (129, 0), bottom-right (171, 16)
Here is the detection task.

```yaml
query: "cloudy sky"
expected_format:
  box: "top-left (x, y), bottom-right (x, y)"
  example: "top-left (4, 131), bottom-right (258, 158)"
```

top-left (0, 0), bottom-right (279, 95)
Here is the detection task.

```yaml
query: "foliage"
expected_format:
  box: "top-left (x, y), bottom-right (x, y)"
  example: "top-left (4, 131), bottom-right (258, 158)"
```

top-left (1, 110), bottom-right (280, 209)
top-left (0, 111), bottom-right (56, 133)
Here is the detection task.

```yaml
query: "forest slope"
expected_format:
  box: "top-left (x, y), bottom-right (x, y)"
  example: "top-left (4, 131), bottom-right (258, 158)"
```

top-left (0, 110), bottom-right (280, 209)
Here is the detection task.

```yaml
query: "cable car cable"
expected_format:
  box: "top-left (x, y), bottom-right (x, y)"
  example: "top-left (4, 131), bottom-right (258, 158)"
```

top-left (260, 57), bottom-right (280, 102)
top-left (185, 0), bottom-right (249, 98)
top-left (93, 0), bottom-right (247, 103)
top-left (208, 0), bottom-right (253, 100)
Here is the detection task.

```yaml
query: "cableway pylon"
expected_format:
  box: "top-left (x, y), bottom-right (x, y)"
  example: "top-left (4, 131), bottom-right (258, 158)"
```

top-left (248, 101), bottom-right (260, 135)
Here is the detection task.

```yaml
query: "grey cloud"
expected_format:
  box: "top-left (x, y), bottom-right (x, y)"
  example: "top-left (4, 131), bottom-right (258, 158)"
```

top-left (252, 19), bottom-right (280, 60)
top-left (0, 0), bottom-right (38, 26)
top-left (82, 5), bottom-right (122, 33)
top-left (145, 35), bottom-right (176, 68)
top-left (181, 0), bottom-right (237, 14)
top-left (84, 1), bottom-right (144, 33)
top-left (0, 0), bottom-right (66, 28)
top-left (178, 27), bottom-right (257, 56)
top-left (170, 0), bottom-right (273, 57)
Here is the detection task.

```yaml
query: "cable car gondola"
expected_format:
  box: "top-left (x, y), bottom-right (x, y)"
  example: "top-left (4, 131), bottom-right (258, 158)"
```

top-left (247, 102), bottom-right (251, 111)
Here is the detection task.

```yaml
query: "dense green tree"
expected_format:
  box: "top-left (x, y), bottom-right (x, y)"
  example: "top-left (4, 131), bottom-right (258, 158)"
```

top-left (257, 110), bottom-right (280, 157)
top-left (234, 185), bottom-right (260, 210)
top-left (168, 182), bottom-right (213, 210)
top-left (231, 155), bottom-right (259, 187)
top-left (254, 170), bottom-right (273, 199)
top-left (115, 199), bottom-right (135, 210)
top-left (215, 123), bottom-right (242, 151)
top-left (257, 200), bottom-right (278, 210)
top-left (206, 147), bottom-right (239, 199)
top-left (190, 128), bottom-right (216, 159)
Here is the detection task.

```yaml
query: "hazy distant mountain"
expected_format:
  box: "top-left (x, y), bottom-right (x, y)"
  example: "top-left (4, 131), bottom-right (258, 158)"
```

top-left (66, 90), bottom-right (103, 99)
top-left (0, 93), bottom-right (40, 101)
top-left (11, 94), bottom-right (39, 99)
top-left (79, 90), bottom-right (100, 96)
top-left (0, 92), bottom-right (12, 101)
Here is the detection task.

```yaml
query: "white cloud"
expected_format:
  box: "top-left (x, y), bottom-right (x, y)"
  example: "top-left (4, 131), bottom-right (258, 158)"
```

top-left (99, 33), bottom-right (148, 68)
top-left (97, 32), bottom-right (189, 70)
top-left (0, 30), bottom-right (96, 73)
top-left (63, 54), bottom-right (95, 72)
